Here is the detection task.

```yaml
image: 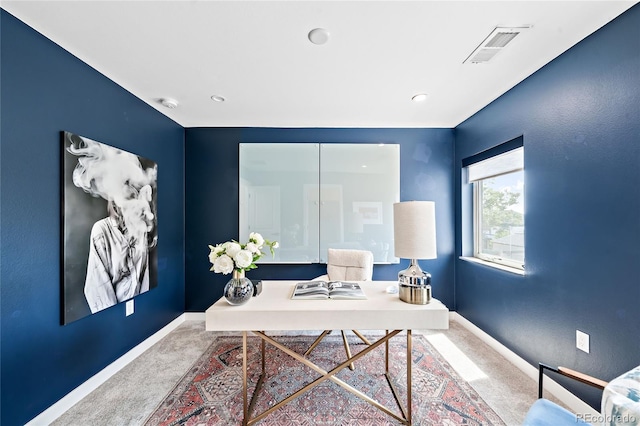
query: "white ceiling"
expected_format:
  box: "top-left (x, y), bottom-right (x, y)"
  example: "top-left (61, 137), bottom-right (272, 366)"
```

top-left (2, 1), bottom-right (636, 128)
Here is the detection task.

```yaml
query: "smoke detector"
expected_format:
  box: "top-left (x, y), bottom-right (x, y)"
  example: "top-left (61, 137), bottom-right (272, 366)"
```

top-left (464, 26), bottom-right (531, 64)
top-left (160, 98), bottom-right (179, 109)
top-left (308, 28), bottom-right (330, 45)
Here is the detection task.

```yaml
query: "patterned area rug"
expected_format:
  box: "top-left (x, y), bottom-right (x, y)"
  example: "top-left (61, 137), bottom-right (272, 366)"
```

top-left (145, 334), bottom-right (505, 425)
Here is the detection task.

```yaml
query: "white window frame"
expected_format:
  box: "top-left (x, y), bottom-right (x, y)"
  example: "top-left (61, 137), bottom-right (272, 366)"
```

top-left (468, 146), bottom-right (525, 271)
top-left (473, 177), bottom-right (525, 270)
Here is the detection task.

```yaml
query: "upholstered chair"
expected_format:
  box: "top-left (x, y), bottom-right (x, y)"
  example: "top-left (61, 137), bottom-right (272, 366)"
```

top-left (524, 363), bottom-right (640, 425)
top-left (304, 248), bottom-right (374, 370)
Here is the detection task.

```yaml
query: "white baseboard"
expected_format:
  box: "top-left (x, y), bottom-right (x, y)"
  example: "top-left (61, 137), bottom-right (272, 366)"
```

top-left (451, 312), bottom-right (600, 418)
top-left (184, 312), bottom-right (205, 321)
top-left (26, 314), bottom-right (187, 426)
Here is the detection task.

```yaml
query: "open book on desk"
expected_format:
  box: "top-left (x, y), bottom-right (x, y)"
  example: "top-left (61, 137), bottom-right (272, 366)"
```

top-left (291, 280), bottom-right (367, 300)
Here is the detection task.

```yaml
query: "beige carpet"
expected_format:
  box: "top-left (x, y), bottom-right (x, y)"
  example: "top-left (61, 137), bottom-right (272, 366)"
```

top-left (51, 320), bottom-right (546, 426)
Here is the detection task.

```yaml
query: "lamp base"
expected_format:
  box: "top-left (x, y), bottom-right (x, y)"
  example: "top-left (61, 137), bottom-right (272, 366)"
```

top-left (399, 283), bottom-right (432, 305)
top-left (398, 259), bottom-right (432, 305)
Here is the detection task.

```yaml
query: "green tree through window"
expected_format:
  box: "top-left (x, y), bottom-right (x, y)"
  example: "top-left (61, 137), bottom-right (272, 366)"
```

top-left (476, 171), bottom-right (525, 267)
top-left (481, 181), bottom-right (523, 240)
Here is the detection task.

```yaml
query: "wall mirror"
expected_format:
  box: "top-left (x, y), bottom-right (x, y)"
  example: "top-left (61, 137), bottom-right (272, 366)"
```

top-left (239, 143), bottom-right (399, 264)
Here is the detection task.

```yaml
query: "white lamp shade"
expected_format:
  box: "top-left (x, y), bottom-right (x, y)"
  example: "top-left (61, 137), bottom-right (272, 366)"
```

top-left (393, 201), bottom-right (437, 259)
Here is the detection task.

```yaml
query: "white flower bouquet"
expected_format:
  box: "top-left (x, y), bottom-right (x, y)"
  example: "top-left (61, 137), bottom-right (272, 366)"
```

top-left (208, 232), bottom-right (278, 275)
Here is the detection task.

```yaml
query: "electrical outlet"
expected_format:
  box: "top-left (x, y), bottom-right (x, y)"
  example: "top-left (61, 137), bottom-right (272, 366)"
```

top-left (576, 330), bottom-right (589, 353)
top-left (126, 299), bottom-right (134, 316)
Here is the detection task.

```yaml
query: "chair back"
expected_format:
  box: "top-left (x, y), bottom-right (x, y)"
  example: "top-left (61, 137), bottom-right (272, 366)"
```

top-left (326, 248), bottom-right (374, 281)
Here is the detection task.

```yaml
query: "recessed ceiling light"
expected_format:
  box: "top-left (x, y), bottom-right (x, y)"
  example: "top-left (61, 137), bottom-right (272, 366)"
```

top-left (308, 28), bottom-right (330, 45)
top-left (160, 98), bottom-right (178, 109)
top-left (211, 95), bottom-right (226, 102)
top-left (412, 94), bottom-right (428, 102)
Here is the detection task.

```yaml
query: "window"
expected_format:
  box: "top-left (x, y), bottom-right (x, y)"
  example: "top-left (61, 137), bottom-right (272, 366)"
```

top-left (466, 143), bottom-right (524, 271)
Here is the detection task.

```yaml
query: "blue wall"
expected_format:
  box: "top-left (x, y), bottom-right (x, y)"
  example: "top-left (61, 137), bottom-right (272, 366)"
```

top-left (185, 128), bottom-right (455, 312)
top-left (454, 5), bottom-right (640, 409)
top-left (2, 2), bottom-right (638, 424)
top-left (0, 11), bottom-right (185, 425)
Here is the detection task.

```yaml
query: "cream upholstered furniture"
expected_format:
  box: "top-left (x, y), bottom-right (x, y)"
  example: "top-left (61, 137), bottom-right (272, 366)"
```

top-left (306, 248), bottom-right (374, 370)
top-left (315, 248), bottom-right (374, 281)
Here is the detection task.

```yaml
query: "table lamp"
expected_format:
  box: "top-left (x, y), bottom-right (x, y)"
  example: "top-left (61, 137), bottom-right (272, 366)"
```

top-left (393, 201), bottom-right (437, 304)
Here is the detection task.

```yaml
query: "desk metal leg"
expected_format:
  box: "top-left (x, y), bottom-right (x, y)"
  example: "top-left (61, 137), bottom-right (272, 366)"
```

top-left (341, 330), bottom-right (355, 370)
top-left (407, 330), bottom-right (412, 424)
top-left (385, 330), bottom-right (389, 373)
top-left (246, 332), bottom-right (266, 420)
top-left (303, 330), bottom-right (331, 356)
top-left (243, 330), bottom-right (412, 426)
top-left (242, 331), bottom-right (248, 426)
top-left (385, 330), bottom-right (411, 422)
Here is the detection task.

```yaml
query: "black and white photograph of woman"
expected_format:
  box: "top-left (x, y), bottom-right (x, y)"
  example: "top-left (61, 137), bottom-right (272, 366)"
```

top-left (62, 131), bottom-right (158, 324)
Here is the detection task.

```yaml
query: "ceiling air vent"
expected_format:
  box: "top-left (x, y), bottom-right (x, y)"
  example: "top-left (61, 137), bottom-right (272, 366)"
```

top-left (464, 26), bottom-right (530, 64)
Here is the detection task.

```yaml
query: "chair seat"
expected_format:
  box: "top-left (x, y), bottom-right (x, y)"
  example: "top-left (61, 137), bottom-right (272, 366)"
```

top-left (523, 399), bottom-right (590, 426)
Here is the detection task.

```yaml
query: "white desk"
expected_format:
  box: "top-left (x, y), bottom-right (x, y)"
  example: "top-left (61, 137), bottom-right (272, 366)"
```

top-left (206, 280), bottom-right (449, 331)
top-left (205, 280), bottom-right (449, 425)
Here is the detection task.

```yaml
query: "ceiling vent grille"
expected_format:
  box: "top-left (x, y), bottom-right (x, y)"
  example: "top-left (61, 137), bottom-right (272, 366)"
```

top-left (464, 26), bottom-right (530, 64)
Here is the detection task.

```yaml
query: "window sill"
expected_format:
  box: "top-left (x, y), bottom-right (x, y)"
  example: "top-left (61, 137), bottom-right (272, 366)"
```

top-left (459, 256), bottom-right (525, 276)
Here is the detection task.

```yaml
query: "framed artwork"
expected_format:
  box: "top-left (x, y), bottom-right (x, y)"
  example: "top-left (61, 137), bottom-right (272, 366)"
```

top-left (352, 201), bottom-right (383, 225)
top-left (62, 131), bottom-right (158, 325)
